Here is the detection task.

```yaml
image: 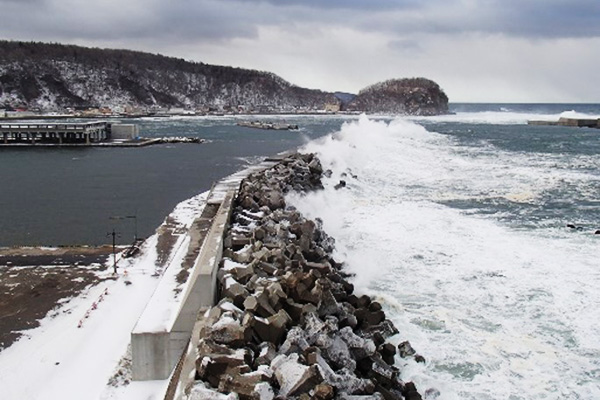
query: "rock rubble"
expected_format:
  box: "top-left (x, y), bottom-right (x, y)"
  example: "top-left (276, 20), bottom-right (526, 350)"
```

top-left (187, 153), bottom-right (423, 400)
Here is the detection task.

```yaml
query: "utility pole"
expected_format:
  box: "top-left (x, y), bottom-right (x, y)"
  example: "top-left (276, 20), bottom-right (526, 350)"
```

top-left (106, 228), bottom-right (120, 274)
top-left (133, 213), bottom-right (138, 241)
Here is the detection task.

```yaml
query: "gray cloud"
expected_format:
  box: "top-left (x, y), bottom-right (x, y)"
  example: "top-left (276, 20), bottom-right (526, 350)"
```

top-left (388, 39), bottom-right (423, 54)
top-left (0, 0), bottom-right (42, 3)
top-left (1, 0), bottom-right (599, 44)
top-left (227, 0), bottom-right (423, 11)
top-left (1, 0), bottom-right (260, 43)
top-left (222, 0), bottom-right (600, 39)
top-left (492, 0), bottom-right (600, 38)
top-left (350, 0), bottom-right (600, 39)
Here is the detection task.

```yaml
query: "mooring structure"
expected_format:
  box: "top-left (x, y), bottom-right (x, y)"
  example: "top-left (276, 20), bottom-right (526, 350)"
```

top-left (0, 122), bottom-right (110, 145)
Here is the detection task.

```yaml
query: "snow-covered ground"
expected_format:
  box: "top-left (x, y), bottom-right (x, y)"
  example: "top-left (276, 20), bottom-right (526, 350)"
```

top-left (0, 192), bottom-right (208, 400)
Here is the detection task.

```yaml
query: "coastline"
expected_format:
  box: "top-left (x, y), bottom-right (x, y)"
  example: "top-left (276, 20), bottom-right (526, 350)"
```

top-left (0, 111), bottom-right (359, 122)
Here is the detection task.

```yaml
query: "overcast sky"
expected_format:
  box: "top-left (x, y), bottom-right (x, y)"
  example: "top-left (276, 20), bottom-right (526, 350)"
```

top-left (1, 0), bottom-right (599, 102)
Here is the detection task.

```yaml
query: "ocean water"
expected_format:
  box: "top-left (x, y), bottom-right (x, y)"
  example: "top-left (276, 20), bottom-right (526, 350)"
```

top-left (288, 106), bottom-right (600, 399)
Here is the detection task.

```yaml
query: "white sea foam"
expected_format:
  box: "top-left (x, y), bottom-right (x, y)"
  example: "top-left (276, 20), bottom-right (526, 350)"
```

top-left (558, 110), bottom-right (600, 119)
top-left (288, 115), bottom-right (600, 399)
top-left (409, 110), bottom-right (600, 125)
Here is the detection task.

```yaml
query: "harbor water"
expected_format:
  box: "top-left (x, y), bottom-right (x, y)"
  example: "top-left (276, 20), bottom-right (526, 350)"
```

top-left (0, 115), bottom-right (345, 246)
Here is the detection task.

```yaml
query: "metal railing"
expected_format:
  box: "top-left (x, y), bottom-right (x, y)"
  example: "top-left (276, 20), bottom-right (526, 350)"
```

top-left (0, 122), bottom-right (107, 133)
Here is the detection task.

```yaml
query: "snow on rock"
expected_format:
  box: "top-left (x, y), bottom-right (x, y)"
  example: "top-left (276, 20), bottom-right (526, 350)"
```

top-left (251, 382), bottom-right (274, 400)
top-left (270, 353), bottom-right (312, 397)
top-left (188, 381), bottom-right (239, 400)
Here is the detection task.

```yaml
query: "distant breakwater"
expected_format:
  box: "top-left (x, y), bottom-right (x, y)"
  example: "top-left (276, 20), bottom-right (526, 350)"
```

top-left (182, 153), bottom-right (425, 399)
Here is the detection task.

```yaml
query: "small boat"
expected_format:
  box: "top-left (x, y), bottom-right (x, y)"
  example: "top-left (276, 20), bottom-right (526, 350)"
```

top-left (237, 120), bottom-right (299, 130)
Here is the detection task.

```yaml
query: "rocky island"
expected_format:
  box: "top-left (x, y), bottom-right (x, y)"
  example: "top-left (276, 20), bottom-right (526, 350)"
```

top-left (346, 78), bottom-right (449, 116)
top-left (0, 41), bottom-right (449, 117)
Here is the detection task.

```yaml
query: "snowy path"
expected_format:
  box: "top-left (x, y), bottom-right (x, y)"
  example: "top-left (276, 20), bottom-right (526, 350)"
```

top-left (0, 192), bottom-right (208, 400)
top-left (0, 239), bottom-right (162, 400)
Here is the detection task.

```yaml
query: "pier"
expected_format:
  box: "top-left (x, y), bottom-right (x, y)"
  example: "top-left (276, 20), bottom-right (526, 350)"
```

top-left (1, 122), bottom-right (110, 145)
top-left (0, 122), bottom-right (202, 147)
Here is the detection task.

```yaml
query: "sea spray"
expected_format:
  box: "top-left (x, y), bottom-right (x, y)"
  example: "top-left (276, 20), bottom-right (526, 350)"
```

top-left (289, 116), bottom-right (600, 399)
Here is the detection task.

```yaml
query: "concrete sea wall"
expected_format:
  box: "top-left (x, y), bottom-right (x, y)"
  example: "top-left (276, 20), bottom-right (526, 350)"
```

top-left (131, 156), bottom-right (289, 381)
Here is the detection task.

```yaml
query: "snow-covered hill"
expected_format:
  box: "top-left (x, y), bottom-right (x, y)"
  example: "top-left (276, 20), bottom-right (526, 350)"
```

top-left (0, 41), bottom-right (449, 115)
top-left (0, 41), bottom-right (339, 112)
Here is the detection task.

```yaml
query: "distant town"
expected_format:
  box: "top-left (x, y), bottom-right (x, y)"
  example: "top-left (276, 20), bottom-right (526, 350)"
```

top-left (0, 103), bottom-right (353, 120)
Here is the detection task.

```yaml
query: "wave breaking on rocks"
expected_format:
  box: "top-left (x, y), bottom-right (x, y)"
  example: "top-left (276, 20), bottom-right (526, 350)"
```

top-left (184, 153), bottom-right (424, 400)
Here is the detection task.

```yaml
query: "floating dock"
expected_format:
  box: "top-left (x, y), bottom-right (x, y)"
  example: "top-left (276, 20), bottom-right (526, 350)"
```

top-left (528, 117), bottom-right (600, 128)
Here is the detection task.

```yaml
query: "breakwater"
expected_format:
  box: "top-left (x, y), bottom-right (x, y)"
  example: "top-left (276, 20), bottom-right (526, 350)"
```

top-left (167, 153), bottom-right (423, 399)
top-left (237, 121), bottom-right (299, 130)
top-left (527, 116), bottom-right (600, 128)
